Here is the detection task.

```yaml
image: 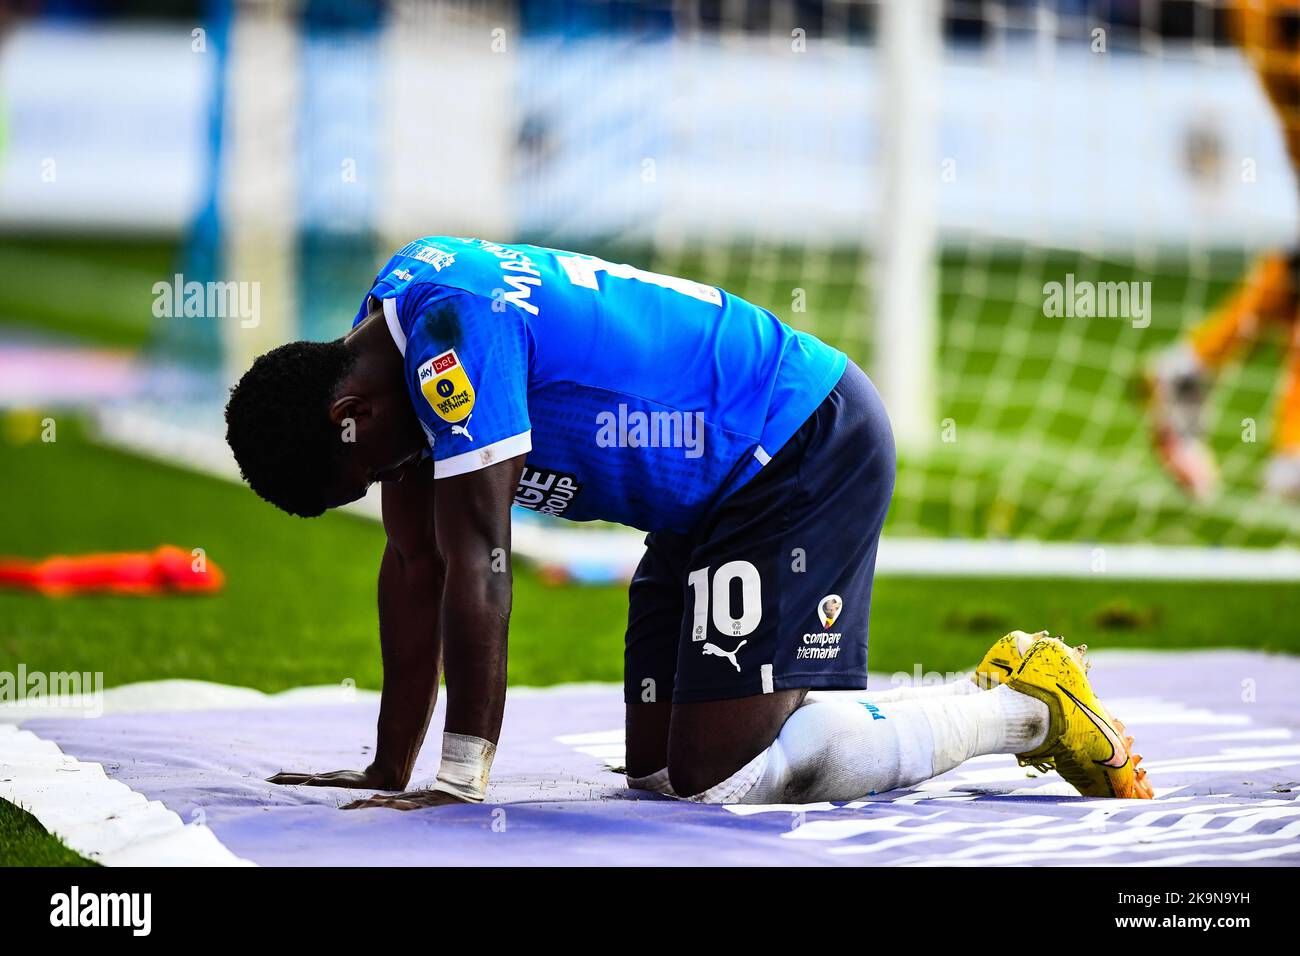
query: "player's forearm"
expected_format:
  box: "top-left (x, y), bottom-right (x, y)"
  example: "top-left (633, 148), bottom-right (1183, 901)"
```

top-left (370, 542), bottom-right (445, 789)
top-left (440, 561), bottom-right (511, 746)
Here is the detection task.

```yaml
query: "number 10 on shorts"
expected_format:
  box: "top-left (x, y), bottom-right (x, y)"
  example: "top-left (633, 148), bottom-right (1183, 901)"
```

top-left (688, 561), bottom-right (763, 641)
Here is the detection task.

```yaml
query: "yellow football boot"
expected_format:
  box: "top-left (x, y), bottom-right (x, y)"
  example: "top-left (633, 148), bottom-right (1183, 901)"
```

top-left (972, 630), bottom-right (1043, 688)
top-left (972, 629), bottom-right (1090, 689)
top-left (1008, 637), bottom-right (1153, 799)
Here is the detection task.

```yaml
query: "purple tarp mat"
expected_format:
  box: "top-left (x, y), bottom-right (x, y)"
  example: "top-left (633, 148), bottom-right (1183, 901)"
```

top-left (22, 651), bottom-right (1300, 866)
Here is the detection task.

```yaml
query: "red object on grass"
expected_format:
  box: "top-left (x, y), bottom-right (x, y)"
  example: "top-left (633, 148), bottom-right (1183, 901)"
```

top-left (0, 546), bottom-right (225, 596)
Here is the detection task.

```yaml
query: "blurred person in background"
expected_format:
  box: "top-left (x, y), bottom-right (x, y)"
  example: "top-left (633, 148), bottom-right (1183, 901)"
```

top-left (1145, 0), bottom-right (1300, 501)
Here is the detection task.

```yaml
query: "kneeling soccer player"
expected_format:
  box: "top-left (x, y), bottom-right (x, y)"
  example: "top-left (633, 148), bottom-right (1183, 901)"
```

top-left (225, 237), bottom-right (1151, 807)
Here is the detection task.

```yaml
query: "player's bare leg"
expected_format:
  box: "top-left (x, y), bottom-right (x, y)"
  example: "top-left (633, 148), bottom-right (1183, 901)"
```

top-left (623, 531), bottom-right (690, 793)
top-left (624, 701), bottom-right (674, 792)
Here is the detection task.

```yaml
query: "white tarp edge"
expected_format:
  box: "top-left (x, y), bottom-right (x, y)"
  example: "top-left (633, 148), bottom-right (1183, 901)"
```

top-left (0, 724), bottom-right (253, 867)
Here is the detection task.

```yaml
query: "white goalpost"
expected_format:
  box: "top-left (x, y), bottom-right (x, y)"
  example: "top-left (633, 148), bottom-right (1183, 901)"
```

top-left (874, 0), bottom-right (940, 454)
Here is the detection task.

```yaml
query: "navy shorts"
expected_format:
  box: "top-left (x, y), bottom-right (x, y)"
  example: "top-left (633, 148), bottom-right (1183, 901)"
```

top-left (623, 360), bottom-right (895, 705)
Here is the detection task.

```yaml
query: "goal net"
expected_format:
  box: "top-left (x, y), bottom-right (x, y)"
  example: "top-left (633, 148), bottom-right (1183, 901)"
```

top-left (132, 0), bottom-right (1300, 579)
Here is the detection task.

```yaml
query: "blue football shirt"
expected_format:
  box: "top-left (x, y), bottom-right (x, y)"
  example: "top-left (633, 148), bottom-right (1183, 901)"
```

top-left (353, 237), bottom-right (846, 534)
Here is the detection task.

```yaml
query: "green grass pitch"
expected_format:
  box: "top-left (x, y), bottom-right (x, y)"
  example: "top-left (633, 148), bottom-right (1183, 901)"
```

top-left (0, 800), bottom-right (99, 868)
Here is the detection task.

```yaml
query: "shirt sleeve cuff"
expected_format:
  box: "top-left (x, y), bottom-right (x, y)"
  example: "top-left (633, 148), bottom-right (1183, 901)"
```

top-left (433, 431), bottom-right (532, 479)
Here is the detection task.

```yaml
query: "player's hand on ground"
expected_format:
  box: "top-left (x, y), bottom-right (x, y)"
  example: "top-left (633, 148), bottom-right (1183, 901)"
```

top-left (340, 789), bottom-right (470, 811)
top-left (267, 768), bottom-right (399, 790)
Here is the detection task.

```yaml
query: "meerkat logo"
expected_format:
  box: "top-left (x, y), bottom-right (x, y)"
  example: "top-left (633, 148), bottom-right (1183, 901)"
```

top-left (818, 594), bottom-right (843, 628)
top-left (419, 349), bottom-right (475, 423)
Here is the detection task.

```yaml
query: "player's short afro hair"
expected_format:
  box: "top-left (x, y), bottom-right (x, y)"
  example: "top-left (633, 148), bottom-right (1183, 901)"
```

top-left (225, 338), bottom-right (357, 518)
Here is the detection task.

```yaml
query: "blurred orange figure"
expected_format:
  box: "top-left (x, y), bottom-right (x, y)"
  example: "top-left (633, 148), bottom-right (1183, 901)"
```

top-left (0, 546), bottom-right (224, 596)
top-left (1145, 0), bottom-right (1300, 499)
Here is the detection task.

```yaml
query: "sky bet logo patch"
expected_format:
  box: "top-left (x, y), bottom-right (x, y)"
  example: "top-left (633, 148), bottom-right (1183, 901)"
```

top-left (419, 349), bottom-right (475, 423)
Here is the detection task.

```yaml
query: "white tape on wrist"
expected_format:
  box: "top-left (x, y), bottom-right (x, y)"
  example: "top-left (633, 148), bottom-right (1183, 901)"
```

top-left (430, 732), bottom-right (497, 802)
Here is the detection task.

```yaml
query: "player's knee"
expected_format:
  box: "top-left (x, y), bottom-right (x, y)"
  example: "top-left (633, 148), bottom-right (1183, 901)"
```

top-left (666, 760), bottom-right (726, 800)
top-left (667, 743), bottom-right (770, 801)
top-left (669, 739), bottom-right (790, 804)
top-left (667, 726), bottom-right (759, 798)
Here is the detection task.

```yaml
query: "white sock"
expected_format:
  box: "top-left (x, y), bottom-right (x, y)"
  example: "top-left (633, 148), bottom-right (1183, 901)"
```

top-left (626, 767), bottom-right (676, 797)
top-left (691, 685), bottom-right (1049, 804)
